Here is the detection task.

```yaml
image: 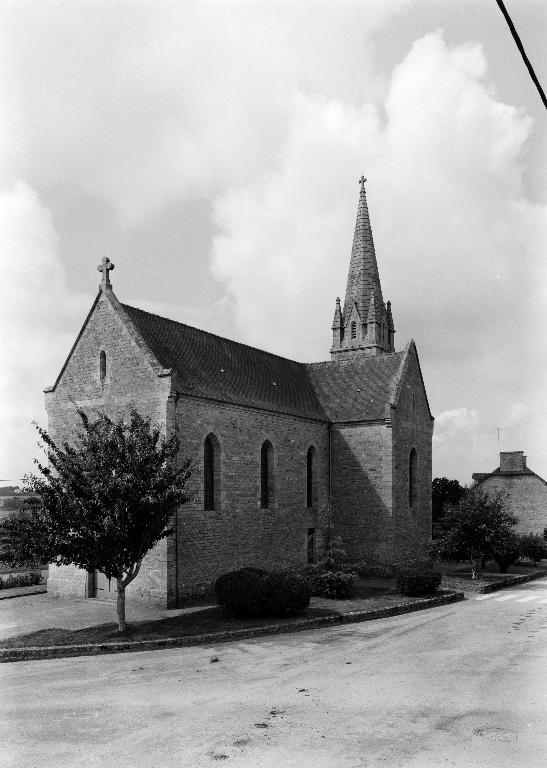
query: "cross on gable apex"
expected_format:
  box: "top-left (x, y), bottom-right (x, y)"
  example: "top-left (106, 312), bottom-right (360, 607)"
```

top-left (97, 257), bottom-right (115, 289)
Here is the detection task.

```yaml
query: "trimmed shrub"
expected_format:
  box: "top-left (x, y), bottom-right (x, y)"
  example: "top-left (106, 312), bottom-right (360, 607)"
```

top-left (396, 566), bottom-right (442, 597)
top-left (0, 571), bottom-right (42, 590)
top-left (519, 534), bottom-right (547, 565)
top-left (215, 568), bottom-right (310, 619)
top-left (214, 567), bottom-right (268, 607)
top-left (491, 532), bottom-right (521, 573)
top-left (314, 571), bottom-right (356, 599)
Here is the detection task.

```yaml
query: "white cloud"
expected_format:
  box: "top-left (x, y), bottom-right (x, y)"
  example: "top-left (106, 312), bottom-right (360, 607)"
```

top-left (435, 408), bottom-right (480, 434)
top-left (0, 182), bottom-right (89, 480)
top-left (0, 1), bottom-right (406, 226)
top-left (211, 32), bottom-right (546, 366)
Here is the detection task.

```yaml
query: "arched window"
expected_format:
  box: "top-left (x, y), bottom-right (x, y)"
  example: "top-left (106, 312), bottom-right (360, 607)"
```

top-left (99, 350), bottom-right (107, 382)
top-left (261, 440), bottom-right (275, 509)
top-left (351, 321), bottom-right (357, 339)
top-left (204, 433), bottom-right (220, 511)
top-left (409, 448), bottom-right (418, 508)
top-left (306, 446), bottom-right (318, 508)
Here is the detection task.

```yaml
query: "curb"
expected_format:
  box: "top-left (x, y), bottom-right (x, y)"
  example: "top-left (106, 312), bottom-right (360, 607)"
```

top-left (472, 568), bottom-right (547, 594)
top-left (0, 587), bottom-right (47, 601)
top-left (0, 590), bottom-right (464, 663)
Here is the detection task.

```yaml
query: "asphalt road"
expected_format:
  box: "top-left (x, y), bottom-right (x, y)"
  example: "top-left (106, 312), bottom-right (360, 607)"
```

top-left (2, 581), bottom-right (547, 768)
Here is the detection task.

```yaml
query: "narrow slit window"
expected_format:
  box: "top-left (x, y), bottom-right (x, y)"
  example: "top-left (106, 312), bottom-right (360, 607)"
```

top-left (99, 350), bottom-right (107, 382)
top-left (306, 446), bottom-right (317, 508)
top-left (204, 433), bottom-right (220, 511)
top-left (261, 440), bottom-right (274, 509)
top-left (351, 321), bottom-right (357, 339)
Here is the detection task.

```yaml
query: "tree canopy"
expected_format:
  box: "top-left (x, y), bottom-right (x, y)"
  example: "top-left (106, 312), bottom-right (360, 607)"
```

top-left (0, 409), bottom-right (191, 630)
top-left (429, 485), bottom-right (517, 576)
top-left (431, 477), bottom-right (465, 527)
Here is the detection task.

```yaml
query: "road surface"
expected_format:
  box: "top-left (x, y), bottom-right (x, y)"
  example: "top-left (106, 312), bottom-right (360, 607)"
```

top-left (1, 580), bottom-right (547, 767)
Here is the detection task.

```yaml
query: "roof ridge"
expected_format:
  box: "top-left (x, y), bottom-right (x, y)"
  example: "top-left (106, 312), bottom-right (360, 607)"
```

top-left (306, 350), bottom-right (405, 369)
top-left (121, 303), bottom-right (307, 367)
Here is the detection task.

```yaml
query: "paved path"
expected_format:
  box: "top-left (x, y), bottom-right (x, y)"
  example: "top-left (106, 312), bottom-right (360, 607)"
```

top-left (1, 581), bottom-right (547, 767)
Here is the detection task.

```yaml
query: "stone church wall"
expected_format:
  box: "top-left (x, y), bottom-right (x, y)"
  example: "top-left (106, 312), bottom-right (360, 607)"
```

top-left (45, 293), bottom-right (173, 606)
top-left (479, 474), bottom-right (547, 536)
top-left (170, 396), bottom-right (330, 602)
top-left (391, 352), bottom-right (433, 563)
top-left (330, 422), bottom-right (394, 563)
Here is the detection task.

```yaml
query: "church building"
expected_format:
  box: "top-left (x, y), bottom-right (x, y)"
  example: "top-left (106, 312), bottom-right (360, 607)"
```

top-left (45, 179), bottom-right (434, 607)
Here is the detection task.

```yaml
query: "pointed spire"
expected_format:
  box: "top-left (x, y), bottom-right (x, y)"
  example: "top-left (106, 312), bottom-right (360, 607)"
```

top-left (332, 297), bottom-right (342, 329)
top-left (330, 177), bottom-right (395, 359)
top-left (343, 176), bottom-right (383, 326)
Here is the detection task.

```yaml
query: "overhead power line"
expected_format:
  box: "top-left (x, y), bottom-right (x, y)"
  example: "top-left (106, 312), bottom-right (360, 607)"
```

top-left (495, 0), bottom-right (547, 110)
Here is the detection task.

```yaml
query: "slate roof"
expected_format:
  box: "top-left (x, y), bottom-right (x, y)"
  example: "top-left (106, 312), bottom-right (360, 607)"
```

top-left (306, 352), bottom-right (406, 422)
top-left (122, 304), bottom-right (327, 420)
top-left (474, 467), bottom-right (545, 482)
top-left (122, 304), bottom-right (409, 423)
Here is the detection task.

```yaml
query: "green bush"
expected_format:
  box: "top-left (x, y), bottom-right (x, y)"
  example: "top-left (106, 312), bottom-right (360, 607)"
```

top-left (214, 567), bottom-right (268, 606)
top-left (214, 568), bottom-right (310, 619)
top-left (314, 571), bottom-right (356, 599)
top-left (491, 532), bottom-right (521, 573)
top-left (0, 571), bottom-right (42, 590)
top-left (519, 534), bottom-right (547, 565)
top-left (396, 566), bottom-right (442, 597)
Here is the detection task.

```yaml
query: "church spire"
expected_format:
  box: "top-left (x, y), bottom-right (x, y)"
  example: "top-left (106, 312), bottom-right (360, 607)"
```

top-left (331, 177), bottom-right (395, 359)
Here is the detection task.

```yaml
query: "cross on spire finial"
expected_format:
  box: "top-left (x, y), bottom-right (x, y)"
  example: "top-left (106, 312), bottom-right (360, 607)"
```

top-left (97, 257), bottom-right (115, 289)
top-left (359, 175), bottom-right (367, 194)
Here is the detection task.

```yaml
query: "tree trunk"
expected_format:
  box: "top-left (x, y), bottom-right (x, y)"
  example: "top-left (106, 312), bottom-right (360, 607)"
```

top-left (470, 554), bottom-right (481, 580)
top-left (116, 579), bottom-right (127, 633)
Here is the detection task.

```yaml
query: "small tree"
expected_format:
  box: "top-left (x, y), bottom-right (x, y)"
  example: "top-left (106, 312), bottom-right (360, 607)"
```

top-left (0, 410), bottom-right (191, 632)
top-left (432, 477), bottom-right (465, 530)
top-left (429, 485), bottom-right (517, 578)
top-left (519, 534), bottom-right (547, 566)
top-left (491, 530), bottom-right (521, 573)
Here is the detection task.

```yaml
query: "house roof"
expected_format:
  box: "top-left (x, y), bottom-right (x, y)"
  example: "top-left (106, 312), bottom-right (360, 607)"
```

top-left (306, 350), bottom-right (406, 422)
top-left (473, 467), bottom-right (547, 484)
top-left (122, 304), bottom-right (327, 420)
top-left (122, 303), bottom-right (415, 424)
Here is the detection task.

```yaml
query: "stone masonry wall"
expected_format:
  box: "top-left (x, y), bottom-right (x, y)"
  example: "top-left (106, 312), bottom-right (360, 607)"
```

top-left (479, 474), bottom-right (547, 536)
top-left (45, 292), bottom-right (172, 606)
top-left (391, 350), bottom-right (433, 563)
top-left (169, 396), bottom-right (330, 602)
top-left (330, 422), bottom-right (394, 563)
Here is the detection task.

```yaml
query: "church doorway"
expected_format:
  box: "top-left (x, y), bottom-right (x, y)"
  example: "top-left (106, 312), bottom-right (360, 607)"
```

top-left (92, 570), bottom-right (118, 599)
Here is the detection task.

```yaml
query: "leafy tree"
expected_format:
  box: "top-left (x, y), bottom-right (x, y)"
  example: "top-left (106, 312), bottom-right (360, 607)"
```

top-left (491, 530), bottom-right (521, 573)
top-left (0, 410), bottom-right (191, 632)
top-left (519, 534), bottom-right (547, 565)
top-left (432, 477), bottom-right (465, 528)
top-left (428, 485), bottom-right (517, 577)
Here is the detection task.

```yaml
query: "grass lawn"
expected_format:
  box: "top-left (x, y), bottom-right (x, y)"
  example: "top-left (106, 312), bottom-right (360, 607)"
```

top-left (440, 560), bottom-right (545, 579)
top-left (0, 576), bottom-right (453, 650)
top-left (0, 604), bottom-right (344, 649)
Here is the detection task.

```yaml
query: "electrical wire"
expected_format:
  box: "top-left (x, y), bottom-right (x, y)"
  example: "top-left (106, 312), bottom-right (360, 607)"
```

top-left (495, 0), bottom-right (547, 110)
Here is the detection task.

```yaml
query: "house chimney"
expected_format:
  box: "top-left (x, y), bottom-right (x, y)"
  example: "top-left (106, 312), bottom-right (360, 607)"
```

top-left (499, 451), bottom-right (526, 472)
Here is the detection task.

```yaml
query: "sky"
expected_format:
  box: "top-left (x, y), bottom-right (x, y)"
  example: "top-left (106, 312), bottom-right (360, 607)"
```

top-left (0, 0), bottom-right (545, 486)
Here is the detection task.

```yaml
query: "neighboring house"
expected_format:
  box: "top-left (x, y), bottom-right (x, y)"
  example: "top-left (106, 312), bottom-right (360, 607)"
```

top-left (44, 179), bottom-right (434, 607)
top-left (473, 451), bottom-right (547, 535)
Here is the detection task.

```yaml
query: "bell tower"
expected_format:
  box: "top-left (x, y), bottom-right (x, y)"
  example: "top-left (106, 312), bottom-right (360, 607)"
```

top-left (330, 177), bottom-right (395, 359)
